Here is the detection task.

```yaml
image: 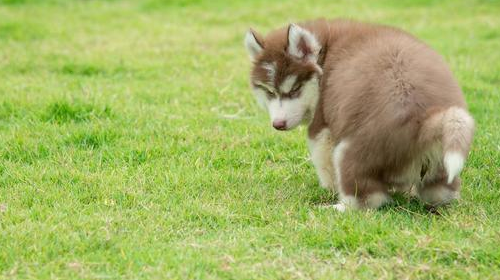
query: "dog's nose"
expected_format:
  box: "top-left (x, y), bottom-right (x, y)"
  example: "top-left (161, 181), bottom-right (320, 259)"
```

top-left (272, 120), bottom-right (287, 130)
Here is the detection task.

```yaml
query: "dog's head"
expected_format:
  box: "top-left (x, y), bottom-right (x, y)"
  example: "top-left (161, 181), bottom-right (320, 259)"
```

top-left (245, 24), bottom-right (322, 131)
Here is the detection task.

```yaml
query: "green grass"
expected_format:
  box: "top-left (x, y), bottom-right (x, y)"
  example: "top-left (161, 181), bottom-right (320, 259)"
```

top-left (0, 0), bottom-right (499, 279)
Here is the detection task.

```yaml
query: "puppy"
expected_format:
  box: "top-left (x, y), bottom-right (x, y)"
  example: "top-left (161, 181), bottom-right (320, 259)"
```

top-left (244, 19), bottom-right (474, 211)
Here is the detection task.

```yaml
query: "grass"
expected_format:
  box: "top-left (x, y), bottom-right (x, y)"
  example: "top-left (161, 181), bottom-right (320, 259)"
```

top-left (0, 0), bottom-right (499, 279)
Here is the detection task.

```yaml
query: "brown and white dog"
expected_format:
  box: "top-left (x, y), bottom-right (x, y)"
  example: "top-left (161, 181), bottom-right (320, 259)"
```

top-left (244, 19), bottom-right (474, 211)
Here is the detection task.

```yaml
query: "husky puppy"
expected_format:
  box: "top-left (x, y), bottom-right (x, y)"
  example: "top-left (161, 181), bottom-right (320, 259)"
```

top-left (244, 19), bottom-right (474, 211)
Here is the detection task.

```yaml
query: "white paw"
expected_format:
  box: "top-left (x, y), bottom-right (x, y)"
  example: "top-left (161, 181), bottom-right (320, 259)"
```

top-left (332, 203), bottom-right (346, 212)
top-left (317, 202), bottom-right (348, 212)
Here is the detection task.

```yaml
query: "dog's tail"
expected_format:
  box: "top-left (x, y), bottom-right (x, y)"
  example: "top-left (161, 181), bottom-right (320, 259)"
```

top-left (421, 107), bottom-right (475, 184)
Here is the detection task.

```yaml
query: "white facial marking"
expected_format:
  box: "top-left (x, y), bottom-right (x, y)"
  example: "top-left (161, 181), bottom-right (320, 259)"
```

top-left (251, 74), bottom-right (319, 130)
top-left (268, 98), bottom-right (284, 122)
top-left (279, 75), bottom-right (297, 93)
top-left (244, 30), bottom-right (263, 60)
top-left (252, 87), bottom-right (268, 110)
top-left (254, 76), bottom-right (319, 130)
top-left (444, 151), bottom-right (464, 184)
top-left (262, 62), bottom-right (276, 83)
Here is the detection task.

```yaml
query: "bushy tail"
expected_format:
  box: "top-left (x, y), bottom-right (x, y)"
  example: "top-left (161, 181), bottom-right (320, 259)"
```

top-left (422, 107), bottom-right (475, 184)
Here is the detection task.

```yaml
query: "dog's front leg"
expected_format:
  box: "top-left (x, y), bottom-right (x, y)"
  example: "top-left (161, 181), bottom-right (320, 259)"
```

top-left (307, 129), bottom-right (336, 192)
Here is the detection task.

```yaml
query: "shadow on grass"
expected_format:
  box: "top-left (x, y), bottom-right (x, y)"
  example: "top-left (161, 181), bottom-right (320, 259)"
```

top-left (309, 190), bottom-right (456, 216)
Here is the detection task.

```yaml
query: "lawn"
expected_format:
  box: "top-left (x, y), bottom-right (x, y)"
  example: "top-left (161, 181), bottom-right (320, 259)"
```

top-left (0, 0), bottom-right (499, 279)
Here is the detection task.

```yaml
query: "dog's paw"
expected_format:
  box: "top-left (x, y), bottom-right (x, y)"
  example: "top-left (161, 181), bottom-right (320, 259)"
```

top-left (332, 203), bottom-right (346, 212)
top-left (317, 203), bottom-right (348, 212)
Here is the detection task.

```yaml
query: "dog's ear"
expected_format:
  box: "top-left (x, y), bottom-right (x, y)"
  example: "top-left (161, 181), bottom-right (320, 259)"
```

top-left (244, 29), bottom-right (264, 61)
top-left (287, 24), bottom-right (320, 62)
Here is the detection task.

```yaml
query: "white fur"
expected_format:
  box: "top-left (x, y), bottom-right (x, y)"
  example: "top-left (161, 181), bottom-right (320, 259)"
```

top-left (331, 140), bottom-right (357, 212)
top-left (307, 129), bottom-right (335, 191)
top-left (252, 88), bottom-right (268, 110)
top-left (332, 196), bottom-right (358, 212)
top-left (332, 140), bottom-right (349, 195)
top-left (333, 192), bottom-right (390, 211)
top-left (268, 96), bottom-right (306, 128)
top-left (444, 151), bottom-right (464, 184)
top-left (419, 185), bottom-right (459, 206)
top-left (332, 203), bottom-right (346, 212)
top-left (436, 106), bottom-right (473, 184)
top-left (279, 75), bottom-right (297, 93)
top-left (287, 24), bottom-right (320, 61)
top-left (244, 30), bottom-right (263, 60)
top-left (260, 76), bottom-right (319, 129)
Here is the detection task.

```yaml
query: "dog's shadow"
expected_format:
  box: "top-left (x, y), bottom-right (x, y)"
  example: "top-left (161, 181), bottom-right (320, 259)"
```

top-left (310, 190), bottom-right (450, 216)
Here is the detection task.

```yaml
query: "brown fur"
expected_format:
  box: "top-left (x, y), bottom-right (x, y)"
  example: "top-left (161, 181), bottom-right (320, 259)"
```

top-left (247, 19), bottom-right (474, 208)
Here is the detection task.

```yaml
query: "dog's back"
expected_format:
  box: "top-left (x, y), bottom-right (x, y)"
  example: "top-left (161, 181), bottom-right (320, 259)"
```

top-left (311, 20), bottom-right (474, 208)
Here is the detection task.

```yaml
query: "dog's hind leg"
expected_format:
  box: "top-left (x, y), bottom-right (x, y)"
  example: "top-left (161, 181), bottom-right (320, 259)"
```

top-left (416, 106), bottom-right (474, 206)
top-left (331, 139), bottom-right (392, 211)
top-left (418, 168), bottom-right (461, 206)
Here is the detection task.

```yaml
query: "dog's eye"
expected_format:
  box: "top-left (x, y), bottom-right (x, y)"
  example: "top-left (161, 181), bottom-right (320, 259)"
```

top-left (291, 83), bottom-right (302, 92)
top-left (289, 91), bottom-right (300, 98)
top-left (265, 89), bottom-right (276, 98)
top-left (289, 85), bottom-right (302, 98)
